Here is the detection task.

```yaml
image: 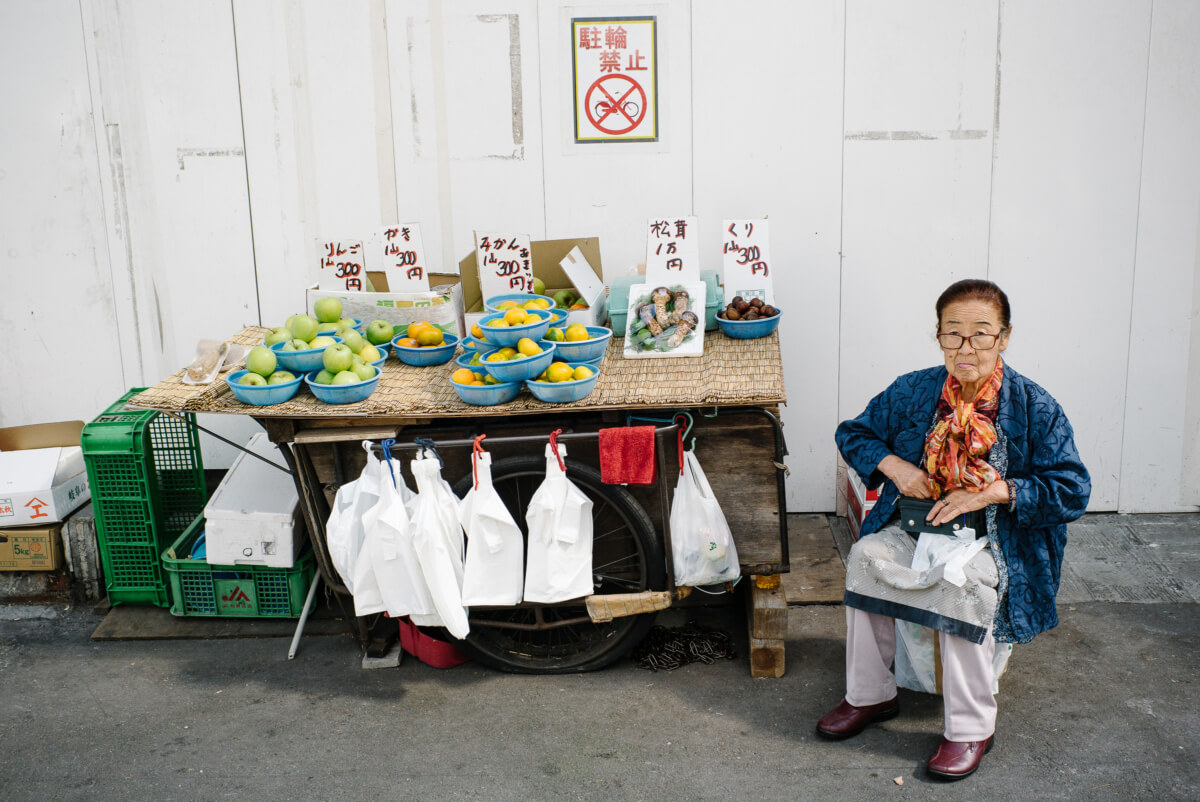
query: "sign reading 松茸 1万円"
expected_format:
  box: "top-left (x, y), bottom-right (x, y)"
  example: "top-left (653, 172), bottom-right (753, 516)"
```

top-left (572, 17), bottom-right (658, 143)
top-left (644, 216), bottom-right (699, 285)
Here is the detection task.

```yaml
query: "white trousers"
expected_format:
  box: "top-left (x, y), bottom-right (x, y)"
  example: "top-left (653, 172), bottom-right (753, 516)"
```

top-left (844, 606), bottom-right (998, 741)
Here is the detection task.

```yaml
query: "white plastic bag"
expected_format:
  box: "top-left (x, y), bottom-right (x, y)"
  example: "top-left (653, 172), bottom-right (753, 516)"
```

top-left (352, 455), bottom-right (436, 618)
top-left (325, 444), bottom-right (382, 595)
top-left (910, 527), bottom-right (989, 587)
top-left (459, 449), bottom-right (524, 606)
top-left (669, 449), bottom-right (740, 587)
top-left (524, 442), bottom-right (594, 603)
top-left (407, 451), bottom-right (470, 639)
top-left (895, 621), bottom-right (1014, 695)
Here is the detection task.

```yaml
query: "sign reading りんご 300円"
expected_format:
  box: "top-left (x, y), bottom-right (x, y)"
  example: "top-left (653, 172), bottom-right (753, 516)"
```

top-left (572, 17), bottom-right (658, 143)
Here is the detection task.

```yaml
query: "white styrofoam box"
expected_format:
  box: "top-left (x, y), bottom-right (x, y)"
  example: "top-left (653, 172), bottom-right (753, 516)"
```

top-left (203, 432), bottom-right (303, 567)
top-left (0, 442), bottom-right (90, 528)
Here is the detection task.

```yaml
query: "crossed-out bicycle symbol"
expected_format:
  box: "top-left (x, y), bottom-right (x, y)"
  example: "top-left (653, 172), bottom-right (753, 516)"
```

top-left (584, 74), bottom-right (648, 136)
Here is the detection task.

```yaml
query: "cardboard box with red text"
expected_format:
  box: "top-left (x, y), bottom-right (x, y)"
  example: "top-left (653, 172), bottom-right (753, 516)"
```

top-left (0, 524), bottom-right (63, 570)
top-left (0, 421), bottom-right (90, 529)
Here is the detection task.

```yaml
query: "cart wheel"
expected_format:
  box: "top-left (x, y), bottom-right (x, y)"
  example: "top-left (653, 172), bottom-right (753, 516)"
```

top-left (450, 455), bottom-right (664, 673)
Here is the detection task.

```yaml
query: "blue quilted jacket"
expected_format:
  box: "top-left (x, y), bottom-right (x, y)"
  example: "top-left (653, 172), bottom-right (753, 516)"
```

top-left (835, 363), bottom-right (1091, 643)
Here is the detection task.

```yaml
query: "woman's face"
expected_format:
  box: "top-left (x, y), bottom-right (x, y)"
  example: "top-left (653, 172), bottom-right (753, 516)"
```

top-left (938, 299), bottom-right (1010, 394)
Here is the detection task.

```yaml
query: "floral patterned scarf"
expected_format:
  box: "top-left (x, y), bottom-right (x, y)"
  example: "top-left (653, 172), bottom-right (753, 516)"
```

top-left (924, 356), bottom-right (1005, 496)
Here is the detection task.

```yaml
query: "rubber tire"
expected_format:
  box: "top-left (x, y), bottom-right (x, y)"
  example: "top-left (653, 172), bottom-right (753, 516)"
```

top-left (450, 454), bottom-right (664, 673)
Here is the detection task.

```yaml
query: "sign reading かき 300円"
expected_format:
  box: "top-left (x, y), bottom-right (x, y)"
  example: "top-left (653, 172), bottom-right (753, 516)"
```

top-left (572, 17), bottom-right (658, 143)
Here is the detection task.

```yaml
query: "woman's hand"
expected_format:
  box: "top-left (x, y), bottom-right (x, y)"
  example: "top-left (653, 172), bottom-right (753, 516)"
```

top-left (878, 455), bottom-right (933, 498)
top-left (927, 481), bottom-right (1009, 526)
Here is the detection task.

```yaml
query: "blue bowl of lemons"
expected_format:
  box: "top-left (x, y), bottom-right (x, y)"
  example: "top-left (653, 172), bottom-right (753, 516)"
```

top-left (390, 332), bottom-right (459, 366)
top-left (483, 293), bottom-right (557, 313)
top-left (477, 311), bottom-right (552, 348)
top-left (548, 326), bottom-right (612, 362)
top-left (449, 372), bottom-right (523, 406)
top-left (480, 342), bottom-right (556, 383)
top-left (525, 361), bottom-right (600, 403)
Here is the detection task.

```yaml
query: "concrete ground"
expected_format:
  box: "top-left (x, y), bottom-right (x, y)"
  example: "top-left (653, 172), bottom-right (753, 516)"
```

top-left (1, 513), bottom-right (1196, 801)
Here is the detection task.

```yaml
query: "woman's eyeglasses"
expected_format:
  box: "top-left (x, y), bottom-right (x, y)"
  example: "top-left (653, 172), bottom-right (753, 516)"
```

top-left (937, 331), bottom-right (1006, 350)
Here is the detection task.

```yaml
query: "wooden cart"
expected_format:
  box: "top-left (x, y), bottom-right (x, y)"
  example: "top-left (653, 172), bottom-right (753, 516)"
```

top-left (131, 326), bottom-right (791, 676)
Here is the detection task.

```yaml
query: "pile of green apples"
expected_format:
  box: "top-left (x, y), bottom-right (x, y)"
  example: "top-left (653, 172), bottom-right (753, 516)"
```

top-left (258, 297), bottom-right (399, 387)
top-left (239, 347), bottom-right (296, 386)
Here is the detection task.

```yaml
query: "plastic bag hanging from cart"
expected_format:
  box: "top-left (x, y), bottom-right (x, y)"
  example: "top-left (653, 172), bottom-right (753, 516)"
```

top-left (669, 448), bottom-right (740, 587)
top-left (407, 447), bottom-right (470, 639)
top-left (324, 443), bottom-right (383, 594)
top-left (351, 442), bottom-right (437, 618)
top-left (524, 432), bottom-right (594, 604)
top-left (459, 436), bottom-right (524, 606)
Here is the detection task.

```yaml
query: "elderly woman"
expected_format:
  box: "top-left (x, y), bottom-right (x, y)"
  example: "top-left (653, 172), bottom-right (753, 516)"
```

top-left (817, 279), bottom-right (1090, 780)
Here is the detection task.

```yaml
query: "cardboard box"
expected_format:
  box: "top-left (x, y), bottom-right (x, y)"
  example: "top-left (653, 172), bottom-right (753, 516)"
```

top-left (0, 523), bottom-right (63, 570)
top-left (306, 271), bottom-right (466, 338)
top-left (845, 467), bottom-right (878, 542)
top-left (458, 237), bottom-right (607, 329)
top-left (0, 421), bottom-right (90, 528)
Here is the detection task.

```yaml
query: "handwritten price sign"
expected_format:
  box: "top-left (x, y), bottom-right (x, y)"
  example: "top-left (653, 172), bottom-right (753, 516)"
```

top-left (375, 224), bottom-right (430, 292)
top-left (474, 231), bottom-right (535, 299)
top-left (722, 219), bottom-right (774, 305)
top-left (644, 215), bottom-right (699, 284)
top-left (316, 239), bottom-right (366, 291)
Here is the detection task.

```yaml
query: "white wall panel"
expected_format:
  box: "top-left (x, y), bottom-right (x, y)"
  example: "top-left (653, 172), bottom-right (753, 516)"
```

top-left (538, 1), bottom-right (692, 278)
top-left (839, 2), bottom-right (998, 422)
top-left (1120, 0), bottom-right (1200, 512)
top-left (692, 0), bottom-right (845, 510)
top-left (987, 0), bottom-right (1152, 510)
top-left (0, 1), bottom-right (126, 427)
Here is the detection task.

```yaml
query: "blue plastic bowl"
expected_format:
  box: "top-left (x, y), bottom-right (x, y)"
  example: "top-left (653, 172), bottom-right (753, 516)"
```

top-left (460, 336), bottom-right (494, 356)
top-left (525, 362), bottom-right (600, 403)
top-left (548, 326), bottom-right (612, 362)
top-left (480, 342), bottom-right (556, 383)
top-left (304, 367), bottom-right (380, 404)
top-left (269, 336), bottom-right (344, 373)
top-left (546, 308), bottom-right (569, 325)
top-left (390, 332), bottom-right (459, 366)
top-left (483, 293), bottom-right (557, 313)
top-left (716, 308), bottom-right (782, 339)
top-left (450, 376), bottom-right (523, 406)
top-left (226, 370), bottom-right (303, 406)
top-left (477, 312), bottom-right (552, 347)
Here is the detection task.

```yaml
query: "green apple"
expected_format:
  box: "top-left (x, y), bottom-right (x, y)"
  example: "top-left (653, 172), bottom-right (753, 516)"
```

top-left (313, 369), bottom-right (335, 385)
top-left (267, 370), bottom-right (296, 384)
top-left (331, 370), bottom-right (360, 385)
top-left (322, 343), bottom-right (355, 373)
top-left (532, 277), bottom-right (546, 296)
top-left (239, 372), bottom-right (267, 386)
top-left (264, 327), bottom-right (291, 346)
top-left (365, 319), bottom-right (394, 345)
top-left (351, 361), bottom-right (376, 382)
top-left (336, 318), bottom-right (357, 331)
top-left (339, 329), bottom-right (366, 353)
top-left (359, 344), bottom-right (382, 362)
top-left (281, 338), bottom-right (308, 351)
top-left (308, 335), bottom-right (337, 350)
top-left (552, 289), bottom-right (576, 309)
top-left (289, 314), bottom-right (319, 342)
top-left (245, 346), bottom-right (277, 377)
top-left (317, 322), bottom-right (339, 334)
top-left (314, 296), bottom-right (343, 324)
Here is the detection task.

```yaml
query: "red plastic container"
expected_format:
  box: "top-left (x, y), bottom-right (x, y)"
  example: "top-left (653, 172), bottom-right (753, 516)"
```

top-left (397, 617), bottom-right (470, 668)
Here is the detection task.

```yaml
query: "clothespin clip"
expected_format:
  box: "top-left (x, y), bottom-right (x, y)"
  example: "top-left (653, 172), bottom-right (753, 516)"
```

top-left (472, 434), bottom-right (487, 490)
top-left (673, 412), bottom-right (694, 475)
top-left (413, 436), bottom-right (443, 467)
top-left (548, 428), bottom-right (567, 473)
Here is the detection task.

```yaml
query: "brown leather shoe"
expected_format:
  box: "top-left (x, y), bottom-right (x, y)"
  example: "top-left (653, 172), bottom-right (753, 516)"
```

top-left (926, 736), bottom-right (995, 779)
top-left (815, 697), bottom-right (899, 740)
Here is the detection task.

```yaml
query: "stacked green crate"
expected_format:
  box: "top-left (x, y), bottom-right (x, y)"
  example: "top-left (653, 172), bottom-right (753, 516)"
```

top-left (81, 390), bottom-right (206, 606)
top-left (163, 514), bottom-right (315, 618)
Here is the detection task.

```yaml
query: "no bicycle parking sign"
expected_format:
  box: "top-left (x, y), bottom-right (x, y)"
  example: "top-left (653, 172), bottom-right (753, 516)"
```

top-left (572, 17), bottom-right (658, 143)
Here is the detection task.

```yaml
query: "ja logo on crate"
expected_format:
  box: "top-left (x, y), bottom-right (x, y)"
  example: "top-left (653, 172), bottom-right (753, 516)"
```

top-left (216, 580), bottom-right (257, 615)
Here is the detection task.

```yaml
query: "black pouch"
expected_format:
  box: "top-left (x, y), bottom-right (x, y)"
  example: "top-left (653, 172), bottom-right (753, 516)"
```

top-left (896, 497), bottom-right (984, 536)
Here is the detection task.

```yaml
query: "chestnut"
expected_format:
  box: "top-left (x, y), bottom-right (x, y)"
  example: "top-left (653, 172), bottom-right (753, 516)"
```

top-left (749, 297), bottom-right (764, 309)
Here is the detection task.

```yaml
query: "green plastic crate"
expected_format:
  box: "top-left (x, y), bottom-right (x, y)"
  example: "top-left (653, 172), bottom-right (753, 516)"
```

top-left (82, 389), bottom-right (206, 606)
top-left (163, 514), bottom-right (314, 618)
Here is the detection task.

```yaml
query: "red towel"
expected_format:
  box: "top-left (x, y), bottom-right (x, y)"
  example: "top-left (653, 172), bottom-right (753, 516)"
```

top-left (598, 426), bottom-right (657, 485)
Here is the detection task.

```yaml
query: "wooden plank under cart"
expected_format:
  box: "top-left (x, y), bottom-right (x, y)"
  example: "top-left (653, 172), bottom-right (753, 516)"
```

top-left (129, 326), bottom-right (791, 676)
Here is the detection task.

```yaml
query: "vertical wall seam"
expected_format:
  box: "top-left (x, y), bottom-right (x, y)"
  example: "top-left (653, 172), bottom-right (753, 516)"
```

top-left (229, 1), bottom-right (263, 327)
top-left (76, 0), bottom-right (129, 382)
top-left (536, 5), bottom-right (549, 239)
top-left (1116, 0), bottom-right (1157, 512)
top-left (836, 1), bottom-right (847, 426)
top-left (985, 0), bottom-right (1003, 280)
